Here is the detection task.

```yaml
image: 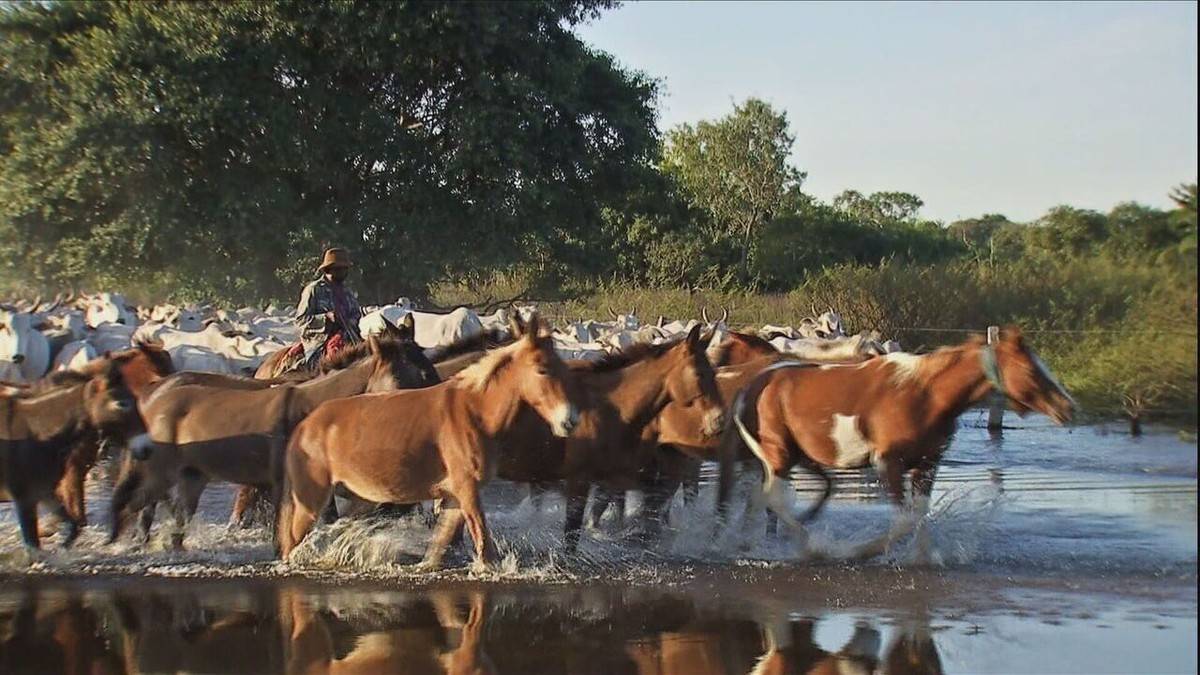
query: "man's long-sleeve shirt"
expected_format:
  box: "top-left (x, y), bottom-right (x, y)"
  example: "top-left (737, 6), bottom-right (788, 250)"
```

top-left (295, 278), bottom-right (363, 362)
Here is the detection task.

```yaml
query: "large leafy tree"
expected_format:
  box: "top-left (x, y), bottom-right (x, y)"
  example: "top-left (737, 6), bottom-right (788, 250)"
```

top-left (661, 97), bottom-right (805, 284)
top-left (0, 0), bottom-right (659, 302)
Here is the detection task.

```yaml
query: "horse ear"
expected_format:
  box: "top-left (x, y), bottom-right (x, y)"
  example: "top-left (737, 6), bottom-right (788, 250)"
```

top-left (509, 313), bottom-right (526, 338)
top-left (524, 313), bottom-right (544, 341)
top-left (686, 323), bottom-right (702, 347)
top-left (368, 335), bottom-right (381, 356)
top-left (398, 312), bottom-right (415, 332)
top-left (1002, 325), bottom-right (1025, 347)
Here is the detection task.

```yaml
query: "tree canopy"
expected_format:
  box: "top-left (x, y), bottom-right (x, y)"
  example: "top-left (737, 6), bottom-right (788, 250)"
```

top-left (0, 0), bottom-right (659, 301)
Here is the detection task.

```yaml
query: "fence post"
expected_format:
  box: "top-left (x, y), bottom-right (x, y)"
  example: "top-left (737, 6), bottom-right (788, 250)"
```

top-left (987, 325), bottom-right (1004, 432)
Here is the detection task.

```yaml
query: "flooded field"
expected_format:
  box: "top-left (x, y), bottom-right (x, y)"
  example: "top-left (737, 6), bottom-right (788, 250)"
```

top-left (2, 413), bottom-right (1197, 673)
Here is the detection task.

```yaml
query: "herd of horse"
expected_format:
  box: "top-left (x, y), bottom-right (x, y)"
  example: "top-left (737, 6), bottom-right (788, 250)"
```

top-left (1, 307), bottom-right (1076, 570)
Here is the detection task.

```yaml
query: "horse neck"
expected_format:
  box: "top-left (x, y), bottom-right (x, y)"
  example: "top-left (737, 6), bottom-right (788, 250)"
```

top-left (716, 357), bottom-right (781, 398)
top-left (589, 353), bottom-right (680, 427)
top-left (293, 359), bottom-right (372, 409)
top-left (458, 368), bottom-right (527, 438)
top-left (915, 344), bottom-right (993, 424)
top-left (15, 384), bottom-right (90, 445)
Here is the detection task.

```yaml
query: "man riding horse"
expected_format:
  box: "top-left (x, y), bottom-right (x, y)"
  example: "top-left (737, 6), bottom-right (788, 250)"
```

top-left (293, 247), bottom-right (364, 370)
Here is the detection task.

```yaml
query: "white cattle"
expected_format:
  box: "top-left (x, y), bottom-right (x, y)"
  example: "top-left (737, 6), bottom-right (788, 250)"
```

top-left (768, 332), bottom-right (882, 362)
top-left (52, 340), bottom-right (99, 371)
top-left (84, 292), bottom-right (136, 328)
top-left (135, 322), bottom-right (283, 372)
top-left (86, 323), bottom-right (137, 354)
top-left (408, 307), bottom-right (484, 349)
top-left (478, 308), bottom-right (513, 333)
top-left (169, 344), bottom-right (235, 373)
top-left (359, 304), bottom-right (413, 340)
top-left (0, 310), bottom-right (51, 382)
top-left (44, 311), bottom-right (87, 341)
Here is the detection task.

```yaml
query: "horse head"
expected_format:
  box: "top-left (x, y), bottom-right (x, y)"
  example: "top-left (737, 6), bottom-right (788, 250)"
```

top-left (366, 313), bottom-right (441, 391)
top-left (663, 324), bottom-right (726, 437)
top-left (991, 326), bottom-right (1075, 425)
top-left (84, 357), bottom-right (152, 460)
top-left (505, 311), bottom-right (580, 438)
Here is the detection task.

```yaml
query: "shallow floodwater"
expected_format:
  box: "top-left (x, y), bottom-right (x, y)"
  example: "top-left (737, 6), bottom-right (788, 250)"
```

top-left (2, 414), bottom-right (1196, 673)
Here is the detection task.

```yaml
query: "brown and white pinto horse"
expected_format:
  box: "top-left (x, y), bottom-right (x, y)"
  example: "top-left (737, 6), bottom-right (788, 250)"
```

top-left (718, 326), bottom-right (1075, 564)
top-left (277, 312), bottom-right (582, 570)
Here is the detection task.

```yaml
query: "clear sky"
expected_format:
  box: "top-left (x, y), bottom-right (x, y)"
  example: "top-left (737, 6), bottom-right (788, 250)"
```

top-left (575, 1), bottom-right (1198, 224)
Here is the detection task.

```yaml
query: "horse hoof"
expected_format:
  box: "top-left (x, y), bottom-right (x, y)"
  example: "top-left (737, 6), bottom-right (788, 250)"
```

top-left (413, 560), bottom-right (442, 573)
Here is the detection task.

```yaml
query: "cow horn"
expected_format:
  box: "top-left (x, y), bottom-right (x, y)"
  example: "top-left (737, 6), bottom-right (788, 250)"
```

top-left (810, 303), bottom-right (819, 319)
top-left (720, 306), bottom-right (729, 323)
top-left (29, 295), bottom-right (43, 313)
top-left (607, 307), bottom-right (618, 320)
top-left (701, 306), bottom-right (710, 324)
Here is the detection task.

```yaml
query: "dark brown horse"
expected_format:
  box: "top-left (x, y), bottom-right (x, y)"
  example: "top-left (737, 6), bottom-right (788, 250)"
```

top-left (718, 326), bottom-right (1075, 564)
top-left (277, 312), bottom-right (582, 569)
top-left (585, 331), bottom-right (781, 530)
top-left (1, 359), bottom-right (150, 548)
top-left (492, 324), bottom-right (726, 553)
top-left (109, 323), bottom-right (440, 548)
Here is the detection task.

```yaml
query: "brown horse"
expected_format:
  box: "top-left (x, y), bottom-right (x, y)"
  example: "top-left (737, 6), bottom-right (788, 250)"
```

top-left (1, 359), bottom-right (150, 548)
top-left (277, 312), bottom-right (581, 569)
top-left (718, 326), bottom-right (1075, 564)
top-left (109, 323), bottom-right (439, 548)
top-left (585, 332), bottom-right (781, 530)
top-left (492, 323), bottom-right (726, 552)
top-left (228, 326), bottom-right (516, 528)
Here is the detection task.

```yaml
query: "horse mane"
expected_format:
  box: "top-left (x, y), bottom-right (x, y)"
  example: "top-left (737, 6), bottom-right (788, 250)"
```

top-left (568, 338), bottom-right (681, 373)
top-left (427, 328), bottom-right (515, 364)
top-left (453, 339), bottom-right (531, 392)
top-left (887, 334), bottom-right (986, 387)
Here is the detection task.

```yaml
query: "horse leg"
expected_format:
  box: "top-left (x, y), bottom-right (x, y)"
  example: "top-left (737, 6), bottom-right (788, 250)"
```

top-left (748, 430), bottom-right (811, 559)
top-left (797, 465), bottom-right (834, 524)
top-left (563, 481), bottom-right (590, 554)
top-left (277, 452), bottom-right (332, 559)
top-left (56, 460), bottom-right (88, 529)
top-left (169, 470), bottom-right (208, 550)
top-left (586, 486), bottom-right (615, 529)
top-left (228, 485), bottom-right (258, 529)
top-left (419, 499), bottom-right (466, 572)
top-left (849, 456), bottom-right (917, 561)
top-left (906, 463), bottom-right (940, 566)
top-left (43, 497), bottom-right (81, 548)
top-left (15, 497), bottom-right (41, 549)
top-left (135, 504), bottom-right (157, 544)
top-left (455, 480), bottom-right (498, 569)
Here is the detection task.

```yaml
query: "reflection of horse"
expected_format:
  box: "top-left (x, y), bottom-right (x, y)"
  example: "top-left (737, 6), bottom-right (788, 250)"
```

top-left (0, 592), bottom-right (124, 674)
top-left (277, 312), bottom-right (582, 570)
top-left (719, 327), bottom-right (1075, 563)
top-left (1, 359), bottom-right (150, 549)
top-left (280, 588), bottom-right (497, 675)
top-left (108, 320), bottom-right (438, 549)
top-left (110, 586), bottom-right (284, 674)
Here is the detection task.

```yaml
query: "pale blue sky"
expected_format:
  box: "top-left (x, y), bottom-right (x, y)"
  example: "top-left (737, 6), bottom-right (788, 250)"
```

top-left (575, 1), bottom-right (1198, 223)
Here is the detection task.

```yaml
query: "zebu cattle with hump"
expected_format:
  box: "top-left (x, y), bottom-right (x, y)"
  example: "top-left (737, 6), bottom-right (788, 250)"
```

top-left (718, 326), bottom-right (1075, 565)
top-left (0, 308), bottom-right (51, 383)
top-left (83, 292), bottom-right (136, 328)
top-left (768, 332), bottom-right (884, 363)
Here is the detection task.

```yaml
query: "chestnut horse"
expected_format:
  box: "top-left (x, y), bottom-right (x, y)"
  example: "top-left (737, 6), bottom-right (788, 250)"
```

top-left (109, 323), bottom-right (439, 548)
top-left (277, 312), bottom-right (581, 570)
top-left (718, 326), bottom-right (1075, 564)
top-left (1, 360), bottom-right (151, 548)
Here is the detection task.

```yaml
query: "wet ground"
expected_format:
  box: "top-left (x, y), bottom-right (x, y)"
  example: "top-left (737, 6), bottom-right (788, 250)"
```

top-left (2, 413), bottom-right (1196, 673)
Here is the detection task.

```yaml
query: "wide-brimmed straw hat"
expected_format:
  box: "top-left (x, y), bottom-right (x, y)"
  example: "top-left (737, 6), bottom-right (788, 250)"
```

top-left (317, 247), bottom-right (353, 273)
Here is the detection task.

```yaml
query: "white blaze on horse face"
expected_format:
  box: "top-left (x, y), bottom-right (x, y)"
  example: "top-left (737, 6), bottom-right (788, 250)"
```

top-left (829, 414), bottom-right (874, 468)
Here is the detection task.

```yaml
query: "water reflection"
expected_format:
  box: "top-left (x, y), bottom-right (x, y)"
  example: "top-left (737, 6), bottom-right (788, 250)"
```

top-left (0, 581), bottom-right (947, 675)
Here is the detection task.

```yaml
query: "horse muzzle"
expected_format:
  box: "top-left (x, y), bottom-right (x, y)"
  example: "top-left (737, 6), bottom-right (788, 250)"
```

top-left (552, 404), bottom-right (581, 438)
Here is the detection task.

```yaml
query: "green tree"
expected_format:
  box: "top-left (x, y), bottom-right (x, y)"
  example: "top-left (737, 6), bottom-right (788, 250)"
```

top-left (1025, 205), bottom-right (1109, 257)
top-left (832, 189), bottom-right (925, 228)
top-left (0, 0), bottom-right (658, 302)
top-left (661, 97), bottom-right (806, 284)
